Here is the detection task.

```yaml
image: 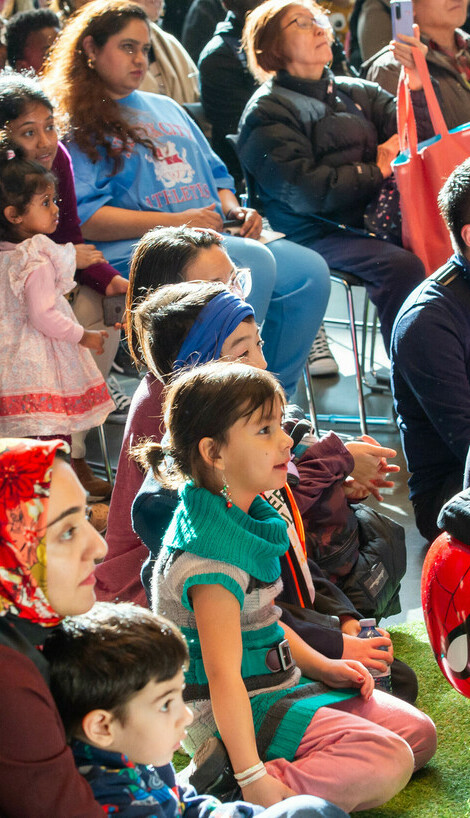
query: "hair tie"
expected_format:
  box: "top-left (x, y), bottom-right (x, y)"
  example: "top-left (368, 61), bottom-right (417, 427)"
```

top-left (173, 291), bottom-right (254, 372)
top-left (6, 149), bottom-right (15, 160)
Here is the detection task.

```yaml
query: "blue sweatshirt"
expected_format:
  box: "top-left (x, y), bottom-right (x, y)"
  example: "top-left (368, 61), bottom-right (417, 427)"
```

top-left (72, 740), bottom-right (261, 818)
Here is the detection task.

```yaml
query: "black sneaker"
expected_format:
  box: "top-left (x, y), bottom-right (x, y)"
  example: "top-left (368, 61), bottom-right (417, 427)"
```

top-left (176, 737), bottom-right (241, 802)
top-left (106, 376), bottom-right (132, 424)
top-left (112, 338), bottom-right (142, 379)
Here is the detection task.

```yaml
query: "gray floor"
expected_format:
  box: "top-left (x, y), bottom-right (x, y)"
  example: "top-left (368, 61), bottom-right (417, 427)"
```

top-left (89, 281), bottom-right (429, 627)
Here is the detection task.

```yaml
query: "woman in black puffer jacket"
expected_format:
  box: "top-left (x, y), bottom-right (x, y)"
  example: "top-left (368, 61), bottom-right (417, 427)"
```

top-left (238, 0), bottom-right (432, 351)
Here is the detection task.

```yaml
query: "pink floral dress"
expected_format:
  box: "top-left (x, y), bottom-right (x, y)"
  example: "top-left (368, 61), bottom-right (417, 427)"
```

top-left (0, 234), bottom-right (114, 436)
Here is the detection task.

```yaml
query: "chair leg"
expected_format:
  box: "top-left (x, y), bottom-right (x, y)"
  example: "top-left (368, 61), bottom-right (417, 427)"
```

top-left (97, 424), bottom-right (114, 486)
top-left (303, 363), bottom-right (320, 438)
top-left (344, 283), bottom-right (368, 435)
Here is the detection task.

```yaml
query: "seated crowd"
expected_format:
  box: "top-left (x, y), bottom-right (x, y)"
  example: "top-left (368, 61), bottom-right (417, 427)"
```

top-left (4, 0), bottom-right (470, 814)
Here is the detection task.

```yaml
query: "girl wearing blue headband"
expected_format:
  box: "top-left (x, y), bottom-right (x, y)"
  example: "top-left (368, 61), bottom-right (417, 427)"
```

top-left (100, 279), bottom-right (266, 606)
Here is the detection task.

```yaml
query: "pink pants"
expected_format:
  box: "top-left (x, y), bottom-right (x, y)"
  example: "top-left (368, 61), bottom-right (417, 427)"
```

top-left (266, 691), bottom-right (437, 813)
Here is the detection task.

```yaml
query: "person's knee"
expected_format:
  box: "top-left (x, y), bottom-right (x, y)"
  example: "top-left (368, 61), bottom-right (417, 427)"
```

top-left (406, 711), bottom-right (437, 771)
top-left (371, 733), bottom-right (414, 803)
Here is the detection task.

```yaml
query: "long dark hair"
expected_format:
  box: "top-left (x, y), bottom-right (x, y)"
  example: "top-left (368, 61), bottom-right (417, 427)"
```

top-left (0, 72), bottom-right (53, 128)
top-left (132, 360), bottom-right (285, 490)
top-left (42, 0), bottom-right (155, 173)
top-left (127, 227), bottom-right (224, 365)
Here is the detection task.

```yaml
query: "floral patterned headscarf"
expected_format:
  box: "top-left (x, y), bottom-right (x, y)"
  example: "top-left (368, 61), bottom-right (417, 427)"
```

top-left (0, 438), bottom-right (68, 627)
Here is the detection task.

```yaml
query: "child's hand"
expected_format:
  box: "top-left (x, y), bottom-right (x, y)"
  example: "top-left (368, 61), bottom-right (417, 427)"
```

top-left (342, 633), bottom-right (393, 673)
top-left (75, 243), bottom-right (106, 269)
top-left (318, 657), bottom-right (375, 700)
top-left (242, 774), bottom-right (296, 807)
top-left (105, 275), bottom-right (129, 296)
top-left (342, 476), bottom-right (369, 501)
top-left (345, 435), bottom-right (399, 501)
top-left (80, 329), bottom-right (108, 354)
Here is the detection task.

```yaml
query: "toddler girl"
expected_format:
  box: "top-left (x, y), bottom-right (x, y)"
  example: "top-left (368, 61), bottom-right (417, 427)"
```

top-left (0, 140), bottom-right (115, 439)
top-left (135, 361), bottom-right (436, 815)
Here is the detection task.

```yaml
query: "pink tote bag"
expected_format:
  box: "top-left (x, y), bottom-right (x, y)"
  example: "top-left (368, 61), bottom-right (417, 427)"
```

top-left (393, 48), bottom-right (470, 275)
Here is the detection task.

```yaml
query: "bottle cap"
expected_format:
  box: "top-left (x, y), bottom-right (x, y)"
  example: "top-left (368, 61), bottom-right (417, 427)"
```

top-left (359, 618), bottom-right (377, 627)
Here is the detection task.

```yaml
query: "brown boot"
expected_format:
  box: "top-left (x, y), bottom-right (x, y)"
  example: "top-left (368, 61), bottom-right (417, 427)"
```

top-left (72, 458), bottom-right (112, 502)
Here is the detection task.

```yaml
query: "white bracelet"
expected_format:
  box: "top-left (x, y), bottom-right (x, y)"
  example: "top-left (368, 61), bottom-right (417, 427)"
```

top-left (234, 761), bottom-right (266, 787)
top-left (238, 767), bottom-right (267, 788)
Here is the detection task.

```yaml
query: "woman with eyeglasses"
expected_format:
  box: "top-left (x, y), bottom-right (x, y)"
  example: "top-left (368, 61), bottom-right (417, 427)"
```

top-left (238, 0), bottom-right (432, 354)
top-left (42, 0), bottom-right (331, 401)
top-left (99, 226), bottom-right (259, 606)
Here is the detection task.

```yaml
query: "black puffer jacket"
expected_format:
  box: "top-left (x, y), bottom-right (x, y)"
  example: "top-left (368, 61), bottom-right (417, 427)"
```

top-left (237, 69), bottom-right (431, 245)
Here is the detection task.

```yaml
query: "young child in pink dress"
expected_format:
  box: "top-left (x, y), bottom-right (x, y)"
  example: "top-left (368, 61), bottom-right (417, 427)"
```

top-left (0, 140), bottom-right (115, 440)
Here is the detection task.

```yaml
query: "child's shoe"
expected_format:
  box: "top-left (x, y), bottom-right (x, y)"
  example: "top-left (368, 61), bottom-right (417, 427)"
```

top-left (176, 737), bottom-right (240, 801)
top-left (72, 458), bottom-right (112, 502)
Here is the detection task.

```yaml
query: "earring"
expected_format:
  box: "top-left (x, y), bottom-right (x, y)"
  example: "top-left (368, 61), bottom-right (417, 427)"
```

top-left (221, 479), bottom-right (232, 509)
top-left (87, 57), bottom-right (95, 69)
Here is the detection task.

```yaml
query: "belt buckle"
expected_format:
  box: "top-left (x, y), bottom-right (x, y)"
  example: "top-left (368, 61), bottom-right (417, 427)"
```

top-left (277, 639), bottom-right (293, 671)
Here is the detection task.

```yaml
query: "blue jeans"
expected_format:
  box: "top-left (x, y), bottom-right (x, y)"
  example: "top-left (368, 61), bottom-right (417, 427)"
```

top-left (223, 236), bottom-right (331, 397)
top-left (261, 794), bottom-right (349, 818)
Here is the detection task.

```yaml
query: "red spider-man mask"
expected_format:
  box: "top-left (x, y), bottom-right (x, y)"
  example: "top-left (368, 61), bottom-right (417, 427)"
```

top-left (422, 532), bottom-right (470, 697)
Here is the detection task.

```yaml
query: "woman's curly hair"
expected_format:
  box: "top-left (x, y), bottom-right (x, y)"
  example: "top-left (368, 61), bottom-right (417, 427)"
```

top-left (42, 0), bottom-right (159, 174)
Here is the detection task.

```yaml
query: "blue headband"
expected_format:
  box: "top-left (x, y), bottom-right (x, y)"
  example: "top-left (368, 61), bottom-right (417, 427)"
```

top-left (173, 290), bottom-right (255, 372)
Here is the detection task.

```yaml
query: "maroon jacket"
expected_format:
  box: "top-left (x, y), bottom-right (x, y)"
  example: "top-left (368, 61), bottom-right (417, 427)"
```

top-left (52, 142), bottom-right (118, 294)
top-left (0, 645), bottom-right (102, 817)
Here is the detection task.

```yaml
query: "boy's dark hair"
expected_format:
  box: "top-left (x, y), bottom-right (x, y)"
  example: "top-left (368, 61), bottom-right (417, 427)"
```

top-left (43, 602), bottom-right (189, 741)
top-left (0, 71), bottom-right (53, 126)
top-left (133, 280), bottom-right (230, 381)
top-left (5, 9), bottom-right (60, 69)
top-left (133, 360), bottom-right (285, 490)
top-left (438, 158), bottom-right (470, 255)
top-left (127, 226), bottom-right (223, 366)
top-left (0, 137), bottom-right (56, 241)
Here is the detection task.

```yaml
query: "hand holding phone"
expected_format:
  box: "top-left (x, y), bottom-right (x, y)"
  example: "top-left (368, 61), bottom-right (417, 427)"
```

top-left (391, 0), bottom-right (414, 42)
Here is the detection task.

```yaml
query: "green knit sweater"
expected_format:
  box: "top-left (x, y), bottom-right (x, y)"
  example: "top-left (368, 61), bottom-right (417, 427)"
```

top-left (156, 483), bottom-right (357, 761)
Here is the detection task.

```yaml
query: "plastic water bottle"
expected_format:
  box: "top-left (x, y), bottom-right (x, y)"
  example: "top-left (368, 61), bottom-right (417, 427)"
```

top-left (357, 618), bottom-right (392, 693)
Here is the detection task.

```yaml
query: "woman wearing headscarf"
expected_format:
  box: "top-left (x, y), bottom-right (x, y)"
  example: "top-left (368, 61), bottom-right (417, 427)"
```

top-left (0, 438), bottom-right (107, 817)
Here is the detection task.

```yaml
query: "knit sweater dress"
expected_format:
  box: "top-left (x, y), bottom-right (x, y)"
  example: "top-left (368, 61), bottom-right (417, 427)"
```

top-left (152, 484), bottom-right (356, 761)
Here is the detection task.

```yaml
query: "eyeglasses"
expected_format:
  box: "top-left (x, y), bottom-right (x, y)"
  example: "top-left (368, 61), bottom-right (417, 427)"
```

top-left (228, 267), bottom-right (252, 299)
top-left (283, 13), bottom-right (331, 31)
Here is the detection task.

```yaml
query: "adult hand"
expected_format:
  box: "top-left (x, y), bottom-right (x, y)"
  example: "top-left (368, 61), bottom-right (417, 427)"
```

top-left (105, 275), bottom-right (129, 296)
top-left (342, 633), bottom-right (393, 672)
top-left (182, 203), bottom-right (224, 231)
top-left (391, 24), bottom-right (429, 90)
top-left (227, 206), bottom-right (263, 240)
top-left (242, 774), bottom-right (296, 807)
top-left (317, 657), bottom-right (375, 700)
top-left (79, 329), bottom-right (108, 354)
top-left (75, 243), bottom-right (106, 269)
top-left (376, 134), bottom-right (400, 178)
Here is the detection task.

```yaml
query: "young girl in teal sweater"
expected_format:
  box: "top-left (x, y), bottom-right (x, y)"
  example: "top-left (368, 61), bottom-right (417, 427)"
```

top-left (135, 361), bottom-right (436, 815)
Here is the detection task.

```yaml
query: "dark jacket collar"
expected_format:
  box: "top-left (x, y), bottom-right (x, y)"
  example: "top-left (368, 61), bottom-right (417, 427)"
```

top-left (214, 10), bottom-right (244, 39)
top-left (274, 68), bottom-right (336, 103)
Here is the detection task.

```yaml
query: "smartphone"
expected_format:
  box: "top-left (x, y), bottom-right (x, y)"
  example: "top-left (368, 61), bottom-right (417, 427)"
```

top-left (222, 218), bottom-right (243, 236)
top-left (102, 293), bottom-right (126, 326)
top-left (391, 0), bottom-right (414, 41)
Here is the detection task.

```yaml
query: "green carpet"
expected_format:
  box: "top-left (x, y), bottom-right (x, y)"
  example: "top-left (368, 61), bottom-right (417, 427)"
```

top-left (174, 623), bottom-right (470, 816)
top-left (360, 622), bottom-right (470, 818)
